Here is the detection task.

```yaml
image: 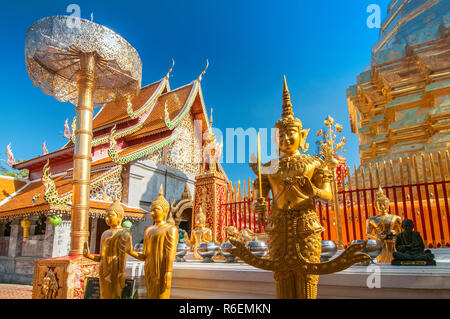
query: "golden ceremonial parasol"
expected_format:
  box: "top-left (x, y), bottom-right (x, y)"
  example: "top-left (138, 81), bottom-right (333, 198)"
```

top-left (25, 16), bottom-right (142, 255)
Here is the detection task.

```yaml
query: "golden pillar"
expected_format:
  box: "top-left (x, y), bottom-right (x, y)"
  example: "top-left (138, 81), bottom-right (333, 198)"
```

top-left (26, 16), bottom-right (142, 298)
top-left (70, 52), bottom-right (96, 256)
top-left (331, 170), bottom-right (344, 250)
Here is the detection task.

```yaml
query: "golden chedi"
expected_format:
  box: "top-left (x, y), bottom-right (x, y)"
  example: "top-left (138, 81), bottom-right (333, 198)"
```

top-left (366, 186), bottom-right (402, 263)
top-left (229, 76), bottom-right (370, 299)
top-left (83, 199), bottom-right (132, 299)
top-left (128, 185), bottom-right (178, 299)
top-left (186, 207), bottom-right (212, 260)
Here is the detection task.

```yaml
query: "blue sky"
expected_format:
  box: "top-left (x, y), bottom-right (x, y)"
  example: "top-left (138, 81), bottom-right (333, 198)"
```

top-left (0, 0), bottom-right (390, 183)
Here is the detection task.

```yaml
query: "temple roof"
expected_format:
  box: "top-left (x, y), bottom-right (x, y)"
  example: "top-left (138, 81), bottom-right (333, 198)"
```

top-left (92, 79), bottom-right (166, 130)
top-left (0, 165), bottom-right (146, 220)
top-left (2, 66), bottom-right (225, 219)
top-left (0, 176), bottom-right (28, 203)
top-left (14, 72), bottom-right (210, 174)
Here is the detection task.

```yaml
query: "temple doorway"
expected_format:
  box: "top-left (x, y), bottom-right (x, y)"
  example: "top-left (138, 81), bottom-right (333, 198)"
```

top-left (178, 208), bottom-right (192, 238)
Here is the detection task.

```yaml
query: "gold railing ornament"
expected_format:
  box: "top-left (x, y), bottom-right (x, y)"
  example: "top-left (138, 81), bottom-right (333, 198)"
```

top-left (317, 115), bottom-right (347, 249)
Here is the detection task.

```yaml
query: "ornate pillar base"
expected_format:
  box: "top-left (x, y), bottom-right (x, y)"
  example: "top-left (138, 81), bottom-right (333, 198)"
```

top-left (194, 170), bottom-right (227, 243)
top-left (32, 255), bottom-right (99, 299)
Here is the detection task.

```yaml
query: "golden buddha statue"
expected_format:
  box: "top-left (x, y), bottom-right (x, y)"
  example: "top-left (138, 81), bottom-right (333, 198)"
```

top-left (229, 76), bottom-right (370, 299)
top-left (83, 199), bottom-right (132, 299)
top-left (128, 185), bottom-right (178, 299)
top-left (186, 207), bottom-right (212, 260)
top-left (366, 186), bottom-right (402, 263)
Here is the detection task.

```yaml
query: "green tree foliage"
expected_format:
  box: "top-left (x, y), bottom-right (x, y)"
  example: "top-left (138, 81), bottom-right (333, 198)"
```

top-left (0, 160), bottom-right (29, 179)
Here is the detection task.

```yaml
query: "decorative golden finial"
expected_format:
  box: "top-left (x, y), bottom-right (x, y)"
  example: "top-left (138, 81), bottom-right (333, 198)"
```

top-left (165, 58), bottom-right (175, 79)
top-left (150, 185), bottom-right (170, 214)
top-left (210, 107), bottom-right (213, 126)
top-left (198, 59), bottom-right (209, 81)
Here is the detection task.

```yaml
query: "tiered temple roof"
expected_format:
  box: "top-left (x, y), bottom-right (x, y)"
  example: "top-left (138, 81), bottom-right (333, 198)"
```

top-left (0, 65), bottom-right (218, 221)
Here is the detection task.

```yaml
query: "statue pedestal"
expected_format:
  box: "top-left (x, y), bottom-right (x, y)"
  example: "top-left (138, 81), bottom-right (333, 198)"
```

top-left (391, 260), bottom-right (436, 266)
top-left (31, 255), bottom-right (99, 299)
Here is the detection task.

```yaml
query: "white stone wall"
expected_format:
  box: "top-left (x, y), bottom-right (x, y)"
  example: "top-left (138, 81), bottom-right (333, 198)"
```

top-left (21, 235), bottom-right (44, 257)
top-left (51, 220), bottom-right (71, 258)
top-left (127, 159), bottom-right (195, 244)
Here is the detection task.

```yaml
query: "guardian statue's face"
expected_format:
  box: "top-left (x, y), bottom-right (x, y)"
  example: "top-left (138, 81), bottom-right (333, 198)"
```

top-left (279, 125), bottom-right (302, 156)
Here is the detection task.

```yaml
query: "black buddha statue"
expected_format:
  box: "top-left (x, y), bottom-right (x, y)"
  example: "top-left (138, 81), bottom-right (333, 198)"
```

top-left (391, 219), bottom-right (436, 266)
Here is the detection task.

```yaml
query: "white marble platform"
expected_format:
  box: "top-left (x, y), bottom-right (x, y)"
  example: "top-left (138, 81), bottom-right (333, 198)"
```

top-left (125, 248), bottom-right (450, 299)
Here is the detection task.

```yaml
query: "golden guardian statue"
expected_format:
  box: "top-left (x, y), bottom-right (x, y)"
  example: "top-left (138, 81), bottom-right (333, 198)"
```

top-left (128, 185), bottom-right (178, 299)
top-left (229, 76), bottom-right (370, 299)
top-left (83, 199), bottom-right (132, 299)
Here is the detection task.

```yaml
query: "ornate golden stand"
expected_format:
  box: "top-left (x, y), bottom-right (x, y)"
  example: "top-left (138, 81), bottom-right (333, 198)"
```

top-left (32, 256), bottom-right (99, 299)
top-left (25, 16), bottom-right (142, 299)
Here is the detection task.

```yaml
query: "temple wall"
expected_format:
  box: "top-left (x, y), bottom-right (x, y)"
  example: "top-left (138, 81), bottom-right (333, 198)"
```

top-left (0, 237), bottom-right (8, 256)
top-left (0, 217), bottom-right (72, 284)
top-left (28, 157), bottom-right (73, 181)
top-left (127, 159), bottom-right (195, 245)
top-left (21, 235), bottom-right (44, 257)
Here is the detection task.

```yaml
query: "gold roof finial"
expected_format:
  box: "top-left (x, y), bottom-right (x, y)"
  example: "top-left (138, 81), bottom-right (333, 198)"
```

top-left (198, 59), bottom-right (209, 82)
top-left (210, 107), bottom-right (213, 126)
top-left (165, 58), bottom-right (175, 79)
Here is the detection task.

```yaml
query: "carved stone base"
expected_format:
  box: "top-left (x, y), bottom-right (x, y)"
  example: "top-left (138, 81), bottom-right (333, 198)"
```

top-left (32, 255), bottom-right (99, 299)
top-left (391, 260), bottom-right (436, 266)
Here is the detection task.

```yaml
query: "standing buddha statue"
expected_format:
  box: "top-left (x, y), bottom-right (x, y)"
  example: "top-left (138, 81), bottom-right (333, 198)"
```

top-left (229, 76), bottom-right (370, 299)
top-left (83, 199), bottom-right (132, 299)
top-left (186, 207), bottom-right (212, 260)
top-left (366, 186), bottom-right (402, 263)
top-left (128, 185), bottom-right (178, 299)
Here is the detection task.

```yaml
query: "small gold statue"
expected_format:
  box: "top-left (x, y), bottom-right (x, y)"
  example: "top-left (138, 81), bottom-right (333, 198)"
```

top-left (186, 207), bottom-right (212, 260)
top-left (128, 185), bottom-right (178, 299)
top-left (229, 76), bottom-right (370, 299)
top-left (366, 186), bottom-right (402, 263)
top-left (83, 199), bottom-right (132, 299)
top-left (41, 269), bottom-right (59, 299)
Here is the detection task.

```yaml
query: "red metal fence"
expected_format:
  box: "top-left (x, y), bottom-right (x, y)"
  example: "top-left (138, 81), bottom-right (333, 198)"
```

top-left (221, 151), bottom-right (450, 248)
